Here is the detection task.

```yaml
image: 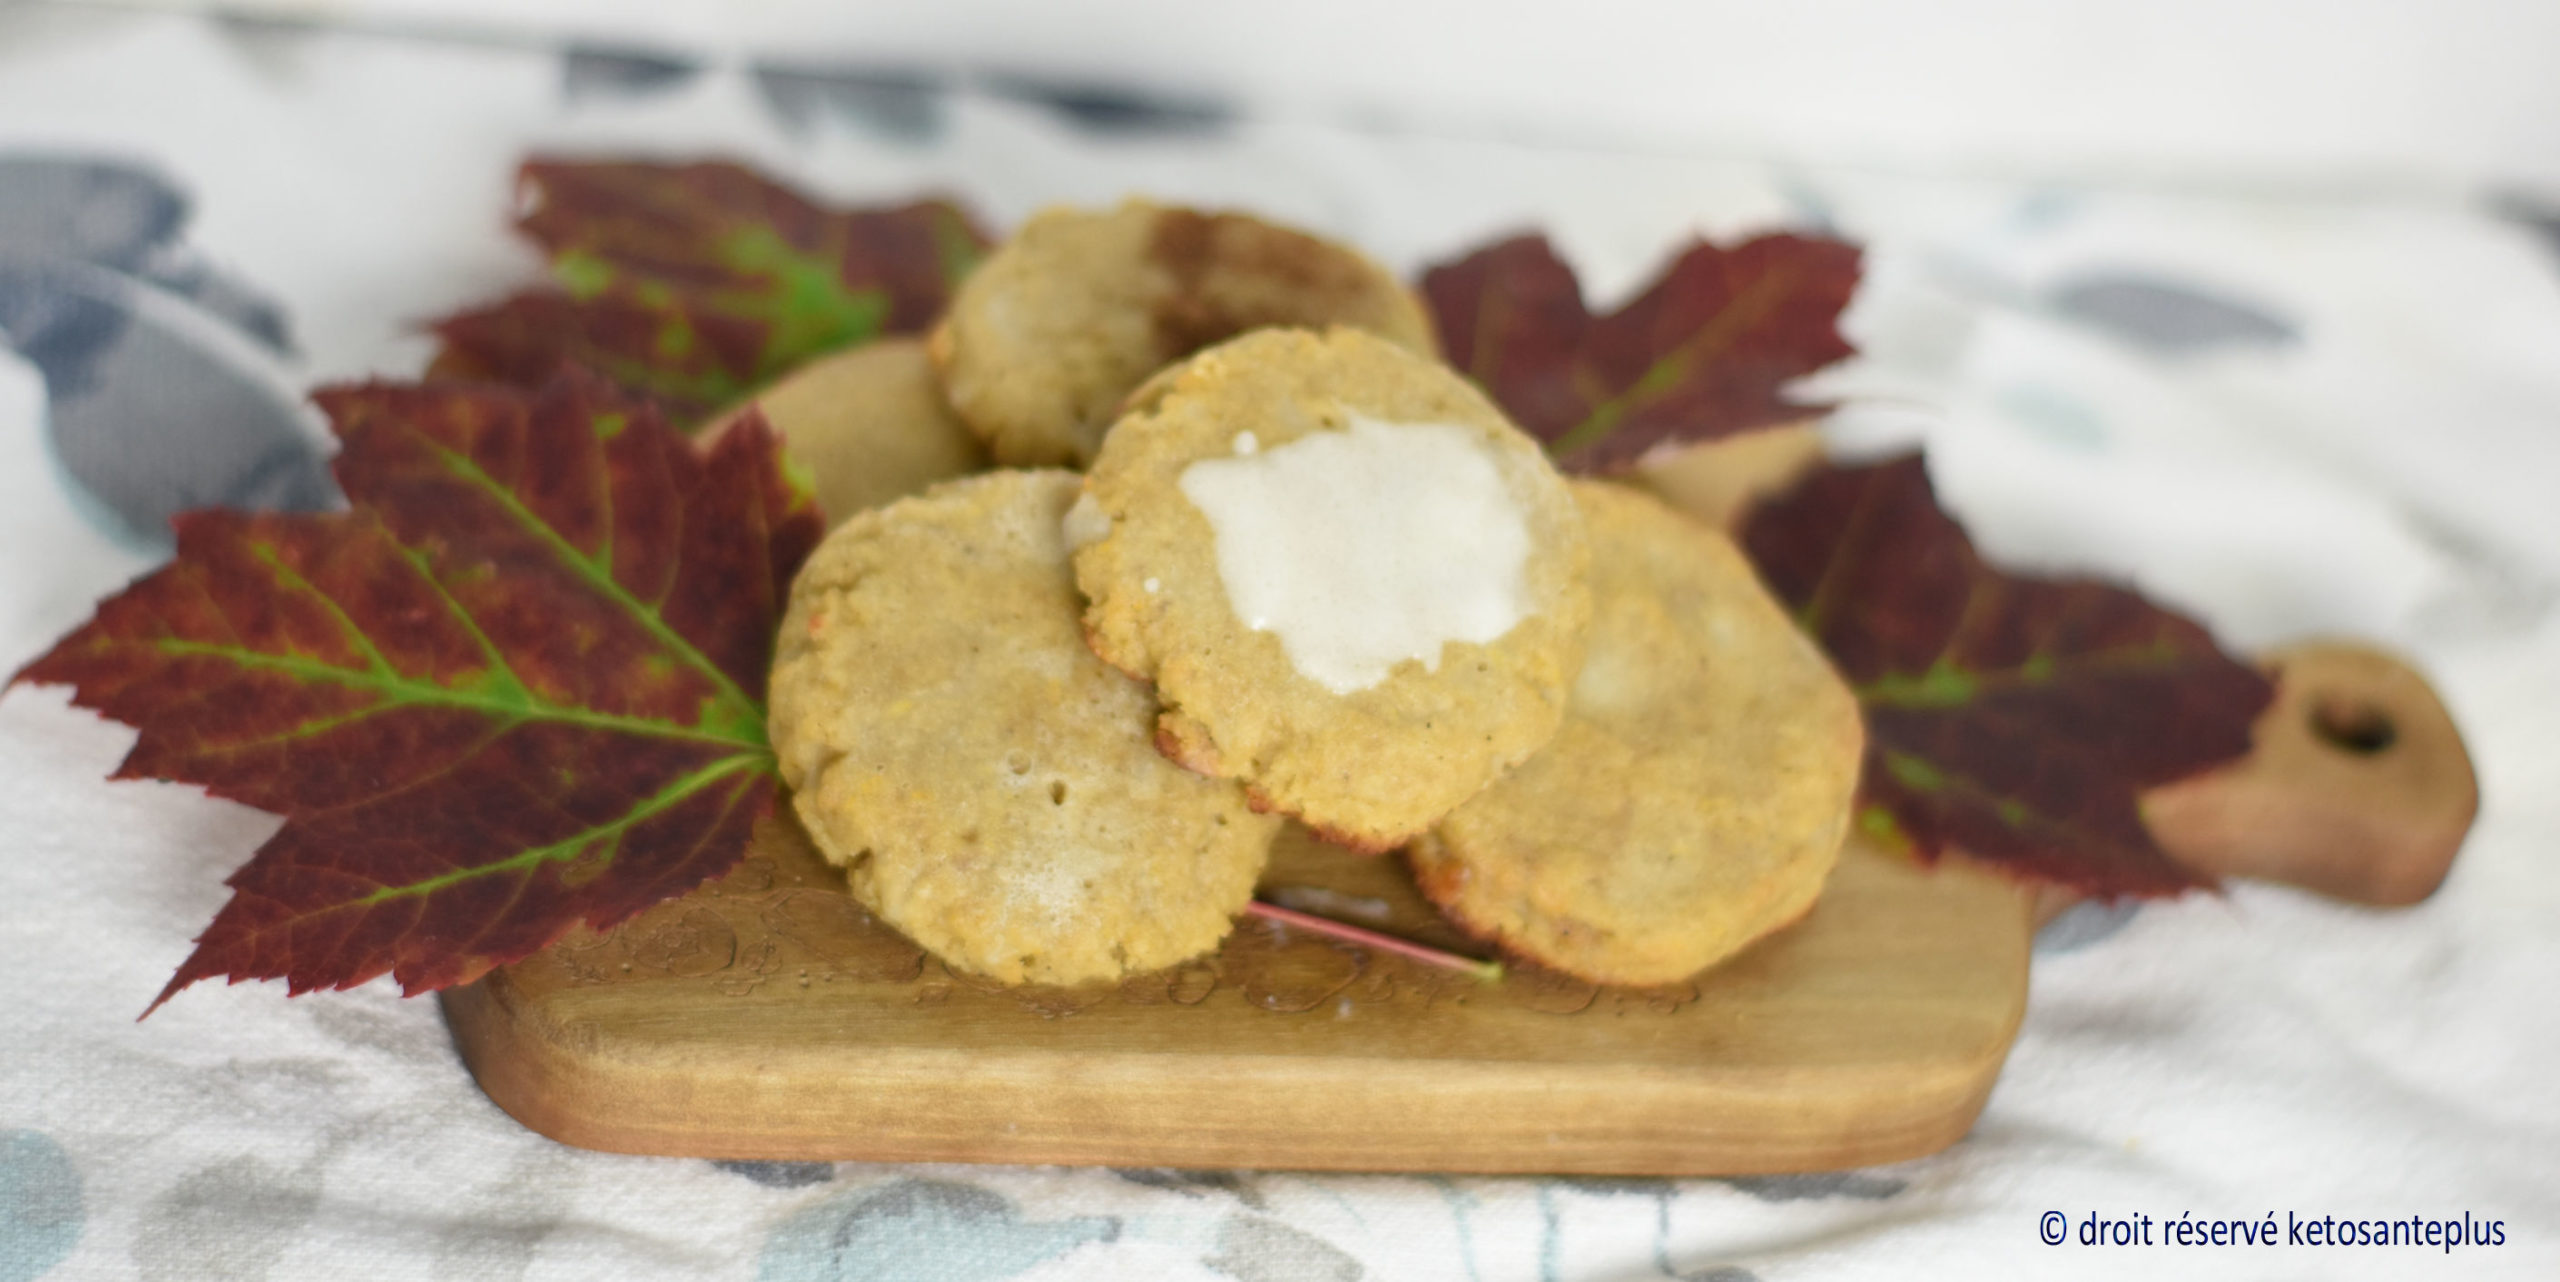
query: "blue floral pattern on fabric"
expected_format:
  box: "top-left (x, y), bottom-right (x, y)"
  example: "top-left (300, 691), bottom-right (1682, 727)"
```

top-left (560, 45), bottom-right (703, 106)
top-left (0, 155), bottom-right (330, 552)
top-left (749, 66), bottom-right (947, 144)
top-left (717, 1160), bottom-right (839, 1189)
top-left (2043, 270), bottom-right (2297, 355)
top-left (759, 1179), bottom-right (1118, 1282)
top-left (0, 1129), bottom-right (82, 1282)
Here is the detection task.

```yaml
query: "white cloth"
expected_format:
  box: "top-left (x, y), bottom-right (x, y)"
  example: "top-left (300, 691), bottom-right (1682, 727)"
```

top-left (2, 9), bottom-right (2556, 1281)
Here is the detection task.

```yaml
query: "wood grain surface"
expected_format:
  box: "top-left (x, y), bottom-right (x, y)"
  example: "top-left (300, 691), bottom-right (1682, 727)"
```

top-left (444, 813), bottom-right (2033, 1174)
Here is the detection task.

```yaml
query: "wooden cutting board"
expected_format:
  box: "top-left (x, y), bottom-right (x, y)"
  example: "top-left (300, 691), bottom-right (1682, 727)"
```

top-left (443, 813), bottom-right (2032, 1175)
top-left (445, 354), bottom-right (2476, 1176)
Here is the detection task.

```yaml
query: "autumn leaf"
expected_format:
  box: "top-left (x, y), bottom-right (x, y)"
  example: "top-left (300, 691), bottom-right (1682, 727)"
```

top-left (12, 368), bottom-right (824, 1010)
top-left (1740, 455), bottom-right (2273, 897)
top-left (431, 158), bottom-right (990, 422)
top-left (1420, 232), bottom-right (1859, 473)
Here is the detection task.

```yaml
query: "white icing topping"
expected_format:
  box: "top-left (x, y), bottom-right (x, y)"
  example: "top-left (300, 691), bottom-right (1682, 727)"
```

top-left (1062, 491), bottom-right (1110, 550)
top-left (1232, 430), bottom-right (1259, 455)
top-left (1177, 411), bottom-right (1533, 694)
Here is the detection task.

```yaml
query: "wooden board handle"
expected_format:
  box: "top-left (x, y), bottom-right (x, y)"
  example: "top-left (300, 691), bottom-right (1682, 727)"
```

top-left (1637, 436), bottom-right (2483, 910)
top-left (2142, 641), bottom-right (2479, 906)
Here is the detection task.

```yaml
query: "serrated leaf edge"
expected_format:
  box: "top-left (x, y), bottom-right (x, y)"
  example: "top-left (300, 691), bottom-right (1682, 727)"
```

top-left (1546, 256), bottom-right (1824, 462)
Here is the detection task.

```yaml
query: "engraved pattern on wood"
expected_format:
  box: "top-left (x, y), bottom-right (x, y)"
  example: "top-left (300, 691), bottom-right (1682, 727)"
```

top-left (444, 815), bottom-right (2033, 1174)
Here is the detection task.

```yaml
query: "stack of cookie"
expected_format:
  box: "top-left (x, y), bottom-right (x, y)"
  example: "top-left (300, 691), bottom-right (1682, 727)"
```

top-left (763, 200), bottom-right (1862, 990)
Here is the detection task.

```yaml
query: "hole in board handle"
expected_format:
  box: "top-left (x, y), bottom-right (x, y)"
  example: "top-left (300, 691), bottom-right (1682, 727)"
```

top-left (2310, 696), bottom-right (2397, 756)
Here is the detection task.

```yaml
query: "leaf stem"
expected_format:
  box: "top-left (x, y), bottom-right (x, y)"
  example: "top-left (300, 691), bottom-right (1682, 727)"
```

top-left (1244, 900), bottom-right (1504, 983)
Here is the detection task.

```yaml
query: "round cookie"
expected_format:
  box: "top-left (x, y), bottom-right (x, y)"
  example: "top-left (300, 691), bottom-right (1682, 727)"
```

top-left (1073, 326), bottom-right (1590, 853)
top-left (701, 337), bottom-right (989, 525)
top-left (930, 199), bottom-right (1437, 467)
top-left (1407, 480), bottom-right (1864, 987)
top-left (770, 469), bottom-right (1280, 986)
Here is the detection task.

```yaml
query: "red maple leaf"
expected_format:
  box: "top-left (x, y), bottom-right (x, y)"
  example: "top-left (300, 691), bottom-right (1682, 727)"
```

top-left (13, 368), bottom-right (823, 1010)
top-left (430, 158), bottom-right (990, 422)
top-left (1419, 232), bottom-right (1859, 472)
top-left (1740, 455), bottom-right (2273, 896)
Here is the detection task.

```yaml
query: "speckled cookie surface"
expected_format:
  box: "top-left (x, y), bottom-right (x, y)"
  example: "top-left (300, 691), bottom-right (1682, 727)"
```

top-left (1074, 327), bottom-right (1590, 853)
top-left (769, 469), bottom-right (1279, 986)
top-left (930, 199), bottom-right (1437, 467)
top-left (705, 337), bottom-right (988, 526)
top-left (1407, 480), bottom-right (1864, 986)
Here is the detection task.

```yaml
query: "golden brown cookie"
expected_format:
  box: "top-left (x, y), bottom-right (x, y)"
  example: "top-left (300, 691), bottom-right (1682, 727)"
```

top-left (702, 337), bottom-right (989, 525)
top-left (769, 469), bottom-right (1280, 986)
top-left (1407, 480), bottom-right (1864, 986)
top-left (1074, 327), bottom-right (1590, 852)
top-left (930, 200), bottom-right (1437, 467)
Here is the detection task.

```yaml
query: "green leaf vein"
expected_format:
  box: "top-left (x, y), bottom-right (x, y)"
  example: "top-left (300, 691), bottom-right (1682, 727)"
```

top-left (1875, 748), bottom-right (2131, 853)
top-left (358, 752), bottom-right (763, 905)
top-left (151, 642), bottom-right (765, 751)
top-left (1546, 261), bottom-right (1803, 460)
top-left (414, 433), bottom-right (765, 735)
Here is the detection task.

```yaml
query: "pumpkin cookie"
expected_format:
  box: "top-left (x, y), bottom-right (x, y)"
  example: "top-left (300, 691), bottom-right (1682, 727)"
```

top-left (1407, 480), bottom-right (1863, 986)
top-left (701, 337), bottom-right (988, 525)
top-left (770, 469), bottom-right (1279, 985)
top-left (930, 200), bottom-right (1436, 467)
top-left (1073, 327), bottom-right (1589, 852)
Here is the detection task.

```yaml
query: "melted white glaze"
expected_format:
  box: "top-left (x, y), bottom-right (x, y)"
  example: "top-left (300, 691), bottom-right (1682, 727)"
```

top-left (1178, 411), bottom-right (1532, 693)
